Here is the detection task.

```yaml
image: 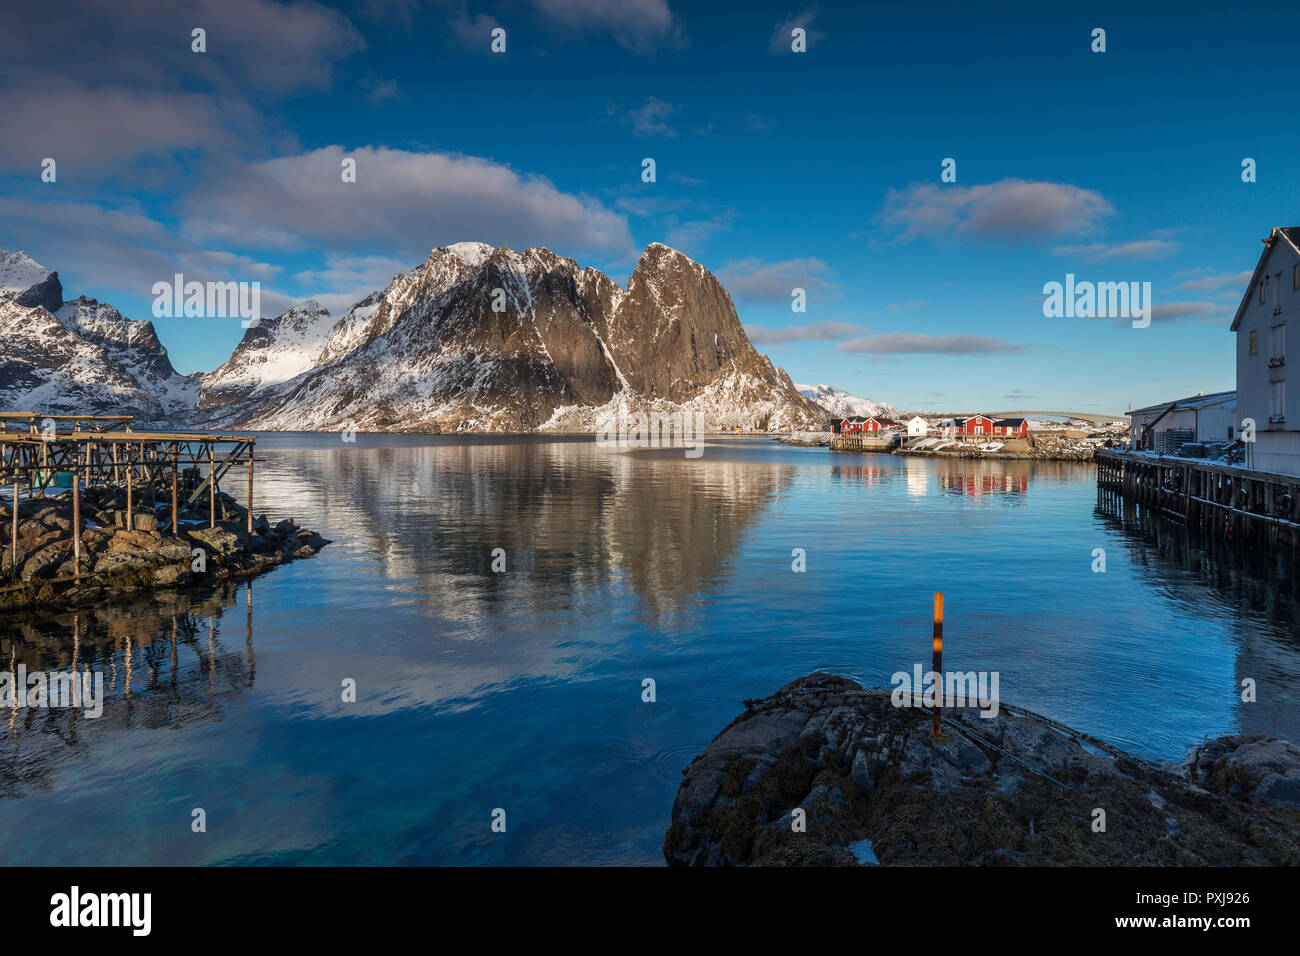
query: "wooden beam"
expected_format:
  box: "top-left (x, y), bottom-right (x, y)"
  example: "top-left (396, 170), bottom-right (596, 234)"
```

top-left (247, 452), bottom-right (254, 538)
top-left (171, 446), bottom-right (179, 536)
top-left (209, 444), bottom-right (216, 529)
top-left (126, 442), bottom-right (134, 532)
top-left (72, 458), bottom-right (81, 585)
top-left (10, 480), bottom-right (17, 578)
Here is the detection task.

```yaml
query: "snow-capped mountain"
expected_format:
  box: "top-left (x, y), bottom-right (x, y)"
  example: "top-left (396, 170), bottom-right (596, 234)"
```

top-left (0, 252), bottom-right (198, 423)
top-left (224, 242), bottom-right (823, 432)
top-left (199, 299), bottom-right (338, 411)
top-left (56, 296), bottom-right (199, 417)
top-left (796, 384), bottom-right (900, 421)
top-left (0, 250), bottom-right (62, 313)
top-left (0, 244), bottom-right (822, 433)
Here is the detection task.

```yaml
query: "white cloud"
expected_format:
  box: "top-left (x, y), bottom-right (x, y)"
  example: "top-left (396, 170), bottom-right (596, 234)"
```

top-left (717, 257), bottom-right (836, 302)
top-left (1051, 239), bottom-right (1176, 262)
top-left (1175, 270), bottom-right (1252, 292)
top-left (0, 84), bottom-right (273, 175)
top-left (0, 0), bottom-right (363, 96)
top-left (745, 321), bottom-right (861, 344)
top-left (178, 146), bottom-right (635, 260)
top-left (839, 333), bottom-right (1030, 355)
top-left (531, 0), bottom-right (679, 52)
top-left (1149, 301), bottom-right (1232, 323)
top-left (880, 178), bottom-right (1114, 243)
top-left (662, 209), bottom-right (735, 252)
top-left (625, 97), bottom-right (679, 137)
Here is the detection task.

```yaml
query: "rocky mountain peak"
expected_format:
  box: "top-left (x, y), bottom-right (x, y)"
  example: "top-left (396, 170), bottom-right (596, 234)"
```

top-left (437, 241), bottom-right (495, 267)
top-left (198, 299), bottom-right (339, 411)
top-left (3, 242), bottom-right (823, 434)
top-left (0, 250), bottom-right (63, 313)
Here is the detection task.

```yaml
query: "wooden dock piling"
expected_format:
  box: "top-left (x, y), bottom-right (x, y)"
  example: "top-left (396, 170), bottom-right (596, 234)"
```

top-left (10, 479), bottom-right (17, 574)
top-left (247, 451), bottom-right (254, 537)
top-left (0, 414), bottom-right (258, 578)
top-left (171, 448), bottom-right (179, 536)
top-left (125, 442), bottom-right (134, 531)
top-left (209, 445), bottom-right (216, 529)
top-left (71, 458), bottom-right (81, 585)
top-left (1097, 448), bottom-right (1300, 552)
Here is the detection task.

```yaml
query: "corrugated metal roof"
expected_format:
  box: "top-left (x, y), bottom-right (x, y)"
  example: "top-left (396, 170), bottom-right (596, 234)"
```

top-left (1128, 390), bottom-right (1236, 415)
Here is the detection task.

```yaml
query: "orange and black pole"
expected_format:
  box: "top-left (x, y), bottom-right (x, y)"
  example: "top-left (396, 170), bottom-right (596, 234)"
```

top-left (932, 592), bottom-right (943, 738)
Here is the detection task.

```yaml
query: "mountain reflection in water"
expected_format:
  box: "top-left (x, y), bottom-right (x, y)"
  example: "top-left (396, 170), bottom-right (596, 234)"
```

top-left (0, 435), bottom-right (1296, 865)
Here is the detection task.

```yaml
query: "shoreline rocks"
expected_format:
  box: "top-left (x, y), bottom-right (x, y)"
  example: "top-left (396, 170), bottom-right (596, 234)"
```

top-left (896, 447), bottom-right (1099, 461)
top-left (0, 488), bottom-right (329, 615)
top-left (664, 673), bottom-right (1300, 866)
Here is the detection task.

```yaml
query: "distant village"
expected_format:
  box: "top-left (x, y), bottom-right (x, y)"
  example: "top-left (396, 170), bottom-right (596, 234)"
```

top-left (787, 226), bottom-right (1300, 478)
top-left (786, 413), bottom-right (1126, 460)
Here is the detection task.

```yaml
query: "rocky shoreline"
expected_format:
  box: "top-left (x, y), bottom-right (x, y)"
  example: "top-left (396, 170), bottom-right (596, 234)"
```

top-left (664, 673), bottom-right (1300, 866)
top-left (0, 487), bottom-right (329, 615)
top-left (895, 446), bottom-right (1099, 461)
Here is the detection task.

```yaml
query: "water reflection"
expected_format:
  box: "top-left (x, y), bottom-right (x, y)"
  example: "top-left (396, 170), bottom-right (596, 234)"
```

top-left (0, 581), bottom-right (255, 798)
top-left (1096, 496), bottom-right (1300, 741)
top-left (0, 437), bottom-right (1298, 865)
top-left (260, 440), bottom-right (797, 621)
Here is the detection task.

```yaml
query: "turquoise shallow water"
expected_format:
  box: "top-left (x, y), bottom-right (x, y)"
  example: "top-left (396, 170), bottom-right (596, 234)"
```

top-left (2, 434), bottom-right (1298, 865)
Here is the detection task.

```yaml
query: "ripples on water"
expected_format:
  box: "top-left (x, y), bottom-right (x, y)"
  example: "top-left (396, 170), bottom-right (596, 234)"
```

top-left (2, 435), bottom-right (1298, 864)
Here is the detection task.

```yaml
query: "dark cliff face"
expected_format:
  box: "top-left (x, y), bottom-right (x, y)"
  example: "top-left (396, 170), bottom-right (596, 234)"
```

top-left (14, 270), bottom-right (63, 314)
top-left (605, 243), bottom-right (758, 402)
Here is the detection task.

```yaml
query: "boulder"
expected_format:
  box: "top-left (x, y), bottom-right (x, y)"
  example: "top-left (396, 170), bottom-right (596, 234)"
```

top-left (187, 525), bottom-right (243, 555)
top-left (92, 551), bottom-right (152, 576)
top-left (152, 565), bottom-right (189, 586)
top-left (155, 539), bottom-right (193, 562)
top-left (1186, 735), bottom-right (1300, 811)
top-left (665, 673), bottom-right (1300, 867)
top-left (21, 541), bottom-right (71, 581)
top-left (130, 511), bottom-right (159, 532)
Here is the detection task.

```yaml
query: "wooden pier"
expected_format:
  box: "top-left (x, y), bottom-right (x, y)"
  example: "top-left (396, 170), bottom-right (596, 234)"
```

top-left (1096, 448), bottom-right (1300, 548)
top-left (830, 433), bottom-right (900, 452)
top-left (1, 413), bottom-right (257, 582)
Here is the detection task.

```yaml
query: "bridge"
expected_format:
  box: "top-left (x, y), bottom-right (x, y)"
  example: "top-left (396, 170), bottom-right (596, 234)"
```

top-left (985, 410), bottom-right (1128, 425)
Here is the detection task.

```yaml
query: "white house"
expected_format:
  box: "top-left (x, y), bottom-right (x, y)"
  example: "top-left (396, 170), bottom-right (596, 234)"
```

top-left (1232, 227), bottom-right (1300, 474)
top-left (1129, 391), bottom-right (1237, 454)
top-left (906, 416), bottom-right (929, 438)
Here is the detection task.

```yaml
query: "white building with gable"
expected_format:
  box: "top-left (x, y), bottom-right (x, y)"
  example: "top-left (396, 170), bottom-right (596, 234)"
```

top-left (1232, 227), bottom-right (1300, 473)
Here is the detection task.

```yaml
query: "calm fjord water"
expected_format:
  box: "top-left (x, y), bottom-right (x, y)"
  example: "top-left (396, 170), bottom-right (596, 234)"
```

top-left (4, 435), bottom-right (1299, 865)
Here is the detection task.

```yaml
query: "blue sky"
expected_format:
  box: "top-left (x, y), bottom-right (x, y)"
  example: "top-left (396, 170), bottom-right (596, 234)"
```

top-left (2, 0), bottom-right (1296, 414)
